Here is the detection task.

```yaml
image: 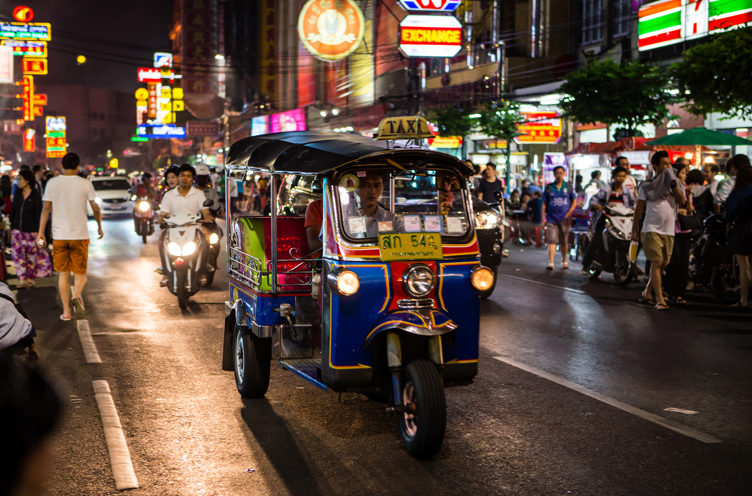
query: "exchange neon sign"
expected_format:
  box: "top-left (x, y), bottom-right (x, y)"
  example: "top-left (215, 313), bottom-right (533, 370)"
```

top-left (398, 15), bottom-right (462, 57)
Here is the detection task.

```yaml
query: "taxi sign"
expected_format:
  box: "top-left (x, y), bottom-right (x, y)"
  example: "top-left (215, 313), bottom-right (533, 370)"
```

top-left (375, 116), bottom-right (435, 140)
top-left (379, 233), bottom-right (443, 261)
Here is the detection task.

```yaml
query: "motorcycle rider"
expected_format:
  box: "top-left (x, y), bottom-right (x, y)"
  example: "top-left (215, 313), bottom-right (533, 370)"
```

top-left (581, 166), bottom-right (636, 275)
top-left (155, 166), bottom-right (180, 286)
top-left (158, 164), bottom-right (214, 286)
top-left (133, 172), bottom-right (156, 232)
top-left (195, 164), bottom-right (221, 213)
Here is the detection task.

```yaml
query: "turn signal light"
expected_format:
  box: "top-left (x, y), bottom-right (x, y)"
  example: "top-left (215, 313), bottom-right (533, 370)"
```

top-left (471, 266), bottom-right (494, 291)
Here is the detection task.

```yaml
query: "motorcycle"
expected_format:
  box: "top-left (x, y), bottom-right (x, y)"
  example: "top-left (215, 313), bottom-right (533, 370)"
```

top-left (202, 199), bottom-right (224, 287)
top-left (585, 203), bottom-right (635, 285)
top-left (133, 196), bottom-right (157, 244)
top-left (688, 214), bottom-right (740, 303)
top-left (161, 212), bottom-right (210, 309)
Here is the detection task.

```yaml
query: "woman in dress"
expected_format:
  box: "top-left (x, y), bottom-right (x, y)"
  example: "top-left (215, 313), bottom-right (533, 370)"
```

top-left (10, 170), bottom-right (52, 288)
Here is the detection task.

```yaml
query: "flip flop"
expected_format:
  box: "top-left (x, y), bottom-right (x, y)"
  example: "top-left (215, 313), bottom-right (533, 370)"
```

top-left (60, 314), bottom-right (73, 321)
top-left (654, 303), bottom-right (669, 311)
top-left (639, 290), bottom-right (656, 306)
top-left (71, 296), bottom-right (85, 317)
top-left (562, 262), bottom-right (570, 269)
top-left (546, 263), bottom-right (554, 271)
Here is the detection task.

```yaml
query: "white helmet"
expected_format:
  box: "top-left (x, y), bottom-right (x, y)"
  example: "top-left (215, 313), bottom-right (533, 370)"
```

top-left (195, 164), bottom-right (210, 176)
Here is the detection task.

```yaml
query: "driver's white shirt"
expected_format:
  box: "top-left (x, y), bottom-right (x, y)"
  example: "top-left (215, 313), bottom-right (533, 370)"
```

top-left (160, 186), bottom-right (207, 217)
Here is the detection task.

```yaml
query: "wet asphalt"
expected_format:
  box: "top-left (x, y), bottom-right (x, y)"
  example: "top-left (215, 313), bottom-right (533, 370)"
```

top-left (15, 218), bottom-right (752, 496)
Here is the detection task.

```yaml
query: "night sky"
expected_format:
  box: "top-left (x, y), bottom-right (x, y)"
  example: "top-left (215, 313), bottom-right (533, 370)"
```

top-left (0, 0), bottom-right (174, 93)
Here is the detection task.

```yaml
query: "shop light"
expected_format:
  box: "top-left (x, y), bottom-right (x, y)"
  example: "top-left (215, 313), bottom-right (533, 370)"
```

top-left (704, 156), bottom-right (715, 163)
top-left (468, 113), bottom-right (481, 119)
top-left (320, 110), bottom-right (328, 117)
top-left (215, 54), bottom-right (225, 60)
top-left (346, 126), bottom-right (354, 131)
top-left (331, 108), bottom-right (340, 116)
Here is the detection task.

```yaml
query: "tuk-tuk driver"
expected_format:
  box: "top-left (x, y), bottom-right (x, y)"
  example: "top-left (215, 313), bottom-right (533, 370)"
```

top-left (348, 172), bottom-right (403, 237)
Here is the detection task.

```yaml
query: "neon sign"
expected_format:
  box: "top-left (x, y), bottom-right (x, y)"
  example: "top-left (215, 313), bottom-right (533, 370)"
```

top-left (398, 0), bottom-right (460, 11)
top-left (398, 15), bottom-right (462, 58)
top-left (12, 6), bottom-right (34, 22)
top-left (136, 124), bottom-right (186, 139)
top-left (1, 40), bottom-right (45, 57)
top-left (0, 22), bottom-right (51, 41)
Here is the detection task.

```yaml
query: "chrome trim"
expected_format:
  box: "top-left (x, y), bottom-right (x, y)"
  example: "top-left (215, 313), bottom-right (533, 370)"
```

top-left (402, 263), bottom-right (436, 298)
top-left (252, 324), bottom-right (275, 339)
top-left (397, 298), bottom-right (434, 309)
top-left (270, 173), bottom-right (277, 293)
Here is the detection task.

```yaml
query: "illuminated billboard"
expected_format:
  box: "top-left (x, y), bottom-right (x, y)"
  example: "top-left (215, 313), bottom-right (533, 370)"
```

top-left (251, 116), bottom-right (269, 136)
top-left (398, 15), bottom-right (462, 58)
top-left (398, 0), bottom-right (460, 11)
top-left (136, 124), bottom-right (187, 139)
top-left (297, 0), bottom-right (365, 61)
top-left (1, 40), bottom-right (46, 57)
top-left (0, 22), bottom-right (51, 41)
top-left (638, 0), bottom-right (752, 51)
top-left (270, 109), bottom-right (305, 133)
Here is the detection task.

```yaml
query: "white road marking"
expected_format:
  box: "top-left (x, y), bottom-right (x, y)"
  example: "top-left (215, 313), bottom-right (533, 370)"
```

top-left (77, 320), bottom-right (102, 364)
top-left (493, 356), bottom-right (722, 444)
top-left (499, 274), bottom-right (586, 294)
top-left (92, 380), bottom-right (139, 490)
top-left (664, 407), bottom-right (698, 415)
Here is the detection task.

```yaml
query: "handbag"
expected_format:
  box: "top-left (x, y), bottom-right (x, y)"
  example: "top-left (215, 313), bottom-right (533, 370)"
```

top-left (678, 213), bottom-right (703, 231)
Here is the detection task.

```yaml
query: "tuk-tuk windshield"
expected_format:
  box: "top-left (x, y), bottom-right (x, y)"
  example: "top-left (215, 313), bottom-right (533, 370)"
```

top-left (336, 169), bottom-right (470, 240)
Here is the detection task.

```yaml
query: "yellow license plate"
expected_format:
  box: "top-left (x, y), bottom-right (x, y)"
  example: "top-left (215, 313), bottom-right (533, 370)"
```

top-left (378, 233), bottom-right (443, 261)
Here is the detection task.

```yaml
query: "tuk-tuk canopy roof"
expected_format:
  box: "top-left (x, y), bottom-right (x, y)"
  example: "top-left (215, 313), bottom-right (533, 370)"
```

top-left (225, 131), bottom-right (472, 176)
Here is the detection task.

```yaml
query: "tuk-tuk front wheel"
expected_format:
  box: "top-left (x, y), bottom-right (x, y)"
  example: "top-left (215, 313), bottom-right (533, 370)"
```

top-left (398, 359), bottom-right (446, 459)
top-left (233, 323), bottom-right (271, 398)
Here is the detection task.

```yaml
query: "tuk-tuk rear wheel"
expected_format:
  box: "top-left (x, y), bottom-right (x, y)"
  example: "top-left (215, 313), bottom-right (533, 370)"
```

top-left (233, 323), bottom-right (271, 398)
top-left (398, 359), bottom-right (446, 459)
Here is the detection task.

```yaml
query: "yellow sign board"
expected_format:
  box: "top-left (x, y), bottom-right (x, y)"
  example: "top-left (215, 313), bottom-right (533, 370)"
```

top-left (378, 233), bottom-right (443, 261)
top-left (135, 88), bottom-right (149, 100)
top-left (375, 116), bottom-right (435, 141)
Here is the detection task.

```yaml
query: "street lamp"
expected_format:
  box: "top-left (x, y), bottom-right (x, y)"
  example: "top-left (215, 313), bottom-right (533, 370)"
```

top-left (77, 55), bottom-right (86, 65)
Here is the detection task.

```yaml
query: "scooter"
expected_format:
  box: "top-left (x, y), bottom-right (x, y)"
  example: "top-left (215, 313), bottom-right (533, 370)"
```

top-left (161, 212), bottom-right (210, 309)
top-left (202, 199), bottom-right (223, 287)
top-left (585, 203), bottom-right (635, 285)
top-left (133, 196), bottom-right (157, 244)
top-left (688, 214), bottom-right (739, 303)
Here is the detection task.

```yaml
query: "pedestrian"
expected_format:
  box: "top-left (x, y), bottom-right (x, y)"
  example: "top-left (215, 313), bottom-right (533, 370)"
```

top-left (36, 153), bottom-right (104, 321)
top-left (714, 155), bottom-right (748, 213)
top-left (1, 174), bottom-right (11, 216)
top-left (614, 156), bottom-right (638, 198)
top-left (10, 170), bottom-right (52, 288)
top-left (631, 151), bottom-right (686, 311)
top-left (584, 170), bottom-right (606, 191)
top-left (0, 352), bottom-right (62, 496)
top-left (580, 166), bottom-right (636, 274)
top-left (10, 165), bottom-right (31, 202)
top-left (478, 163), bottom-right (502, 203)
top-left (31, 165), bottom-right (45, 196)
top-left (687, 169), bottom-right (713, 219)
top-left (575, 174), bottom-right (584, 193)
top-left (53, 168), bottom-right (61, 177)
top-left (702, 162), bottom-right (720, 196)
top-left (724, 165), bottom-right (752, 309)
top-left (664, 160), bottom-right (694, 305)
top-left (0, 280), bottom-right (37, 359)
top-left (541, 165), bottom-right (576, 270)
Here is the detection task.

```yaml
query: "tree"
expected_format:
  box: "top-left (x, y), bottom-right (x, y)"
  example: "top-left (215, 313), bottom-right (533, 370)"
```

top-left (672, 27), bottom-right (752, 119)
top-left (477, 101), bottom-right (526, 186)
top-left (428, 105), bottom-right (475, 159)
top-left (560, 60), bottom-right (676, 140)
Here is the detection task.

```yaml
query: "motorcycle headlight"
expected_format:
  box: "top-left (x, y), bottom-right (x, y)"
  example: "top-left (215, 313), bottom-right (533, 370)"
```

top-left (327, 268), bottom-right (360, 296)
top-left (209, 233), bottom-right (219, 244)
top-left (182, 241), bottom-right (196, 256)
top-left (168, 242), bottom-right (181, 256)
top-left (402, 264), bottom-right (435, 297)
top-left (476, 210), bottom-right (500, 229)
top-left (471, 266), bottom-right (495, 291)
top-left (138, 201), bottom-right (150, 212)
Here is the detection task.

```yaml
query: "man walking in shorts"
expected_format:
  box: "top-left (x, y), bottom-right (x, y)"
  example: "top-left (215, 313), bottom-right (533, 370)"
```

top-left (36, 153), bottom-right (103, 321)
top-left (631, 151), bottom-right (685, 311)
top-left (541, 166), bottom-right (576, 270)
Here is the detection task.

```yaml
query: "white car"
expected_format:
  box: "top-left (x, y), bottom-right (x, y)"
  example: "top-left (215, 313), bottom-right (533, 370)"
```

top-left (87, 177), bottom-right (134, 217)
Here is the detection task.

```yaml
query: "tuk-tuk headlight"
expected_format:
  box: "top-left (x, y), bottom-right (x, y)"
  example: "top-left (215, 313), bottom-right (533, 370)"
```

top-left (168, 242), bottom-right (182, 256)
top-left (327, 268), bottom-right (360, 296)
top-left (403, 264), bottom-right (435, 297)
top-left (471, 266), bottom-right (495, 291)
top-left (475, 210), bottom-right (500, 229)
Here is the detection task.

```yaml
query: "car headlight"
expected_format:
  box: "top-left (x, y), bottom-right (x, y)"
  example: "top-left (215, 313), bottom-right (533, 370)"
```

top-left (327, 268), bottom-right (360, 296)
top-left (471, 266), bottom-right (495, 291)
top-left (138, 201), bottom-right (150, 212)
top-left (475, 210), bottom-right (500, 229)
top-left (402, 264), bottom-right (435, 297)
top-left (209, 233), bottom-right (219, 244)
top-left (181, 241), bottom-right (196, 256)
top-left (168, 242), bottom-right (182, 256)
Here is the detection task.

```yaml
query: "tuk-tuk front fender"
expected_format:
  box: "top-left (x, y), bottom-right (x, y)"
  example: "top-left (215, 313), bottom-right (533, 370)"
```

top-left (362, 309), bottom-right (457, 349)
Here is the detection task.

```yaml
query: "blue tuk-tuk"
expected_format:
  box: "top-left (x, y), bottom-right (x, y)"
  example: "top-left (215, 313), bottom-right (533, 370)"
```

top-left (221, 117), bottom-right (494, 458)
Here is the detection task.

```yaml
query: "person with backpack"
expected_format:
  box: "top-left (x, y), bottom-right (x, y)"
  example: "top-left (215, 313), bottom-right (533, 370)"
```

top-left (541, 166), bottom-right (576, 270)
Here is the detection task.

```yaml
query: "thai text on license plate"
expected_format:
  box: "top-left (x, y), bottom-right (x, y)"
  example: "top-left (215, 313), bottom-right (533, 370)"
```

top-left (378, 233), bottom-right (443, 261)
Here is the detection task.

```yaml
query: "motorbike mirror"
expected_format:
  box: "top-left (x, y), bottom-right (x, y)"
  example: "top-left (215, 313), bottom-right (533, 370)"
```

top-left (493, 190), bottom-right (503, 202)
top-left (203, 199), bottom-right (214, 207)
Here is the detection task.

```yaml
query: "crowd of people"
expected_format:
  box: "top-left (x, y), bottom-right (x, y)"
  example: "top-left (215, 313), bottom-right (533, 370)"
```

top-left (471, 152), bottom-right (752, 311)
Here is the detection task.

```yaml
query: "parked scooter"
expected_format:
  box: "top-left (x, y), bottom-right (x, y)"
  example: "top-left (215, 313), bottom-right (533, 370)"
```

top-left (161, 212), bottom-right (210, 309)
top-left (584, 203), bottom-right (635, 285)
top-left (133, 196), bottom-right (157, 244)
top-left (688, 214), bottom-right (740, 303)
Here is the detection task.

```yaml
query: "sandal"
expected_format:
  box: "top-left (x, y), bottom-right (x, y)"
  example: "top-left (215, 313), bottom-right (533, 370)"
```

top-left (60, 314), bottom-right (73, 321)
top-left (654, 303), bottom-right (669, 311)
top-left (729, 302), bottom-right (750, 311)
top-left (673, 297), bottom-right (688, 306)
top-left (639, 290), bottom-right (656, 306)
top-left (546, 263), bottom-right (554, 271)
top-left (562, 261), bottom-right (570, 269)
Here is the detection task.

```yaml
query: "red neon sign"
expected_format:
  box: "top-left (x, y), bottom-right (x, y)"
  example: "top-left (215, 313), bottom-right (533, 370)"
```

top-left (13, 6), bottom-right (34, 22)
top-left (137, 67), bottom-right (162, 83)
